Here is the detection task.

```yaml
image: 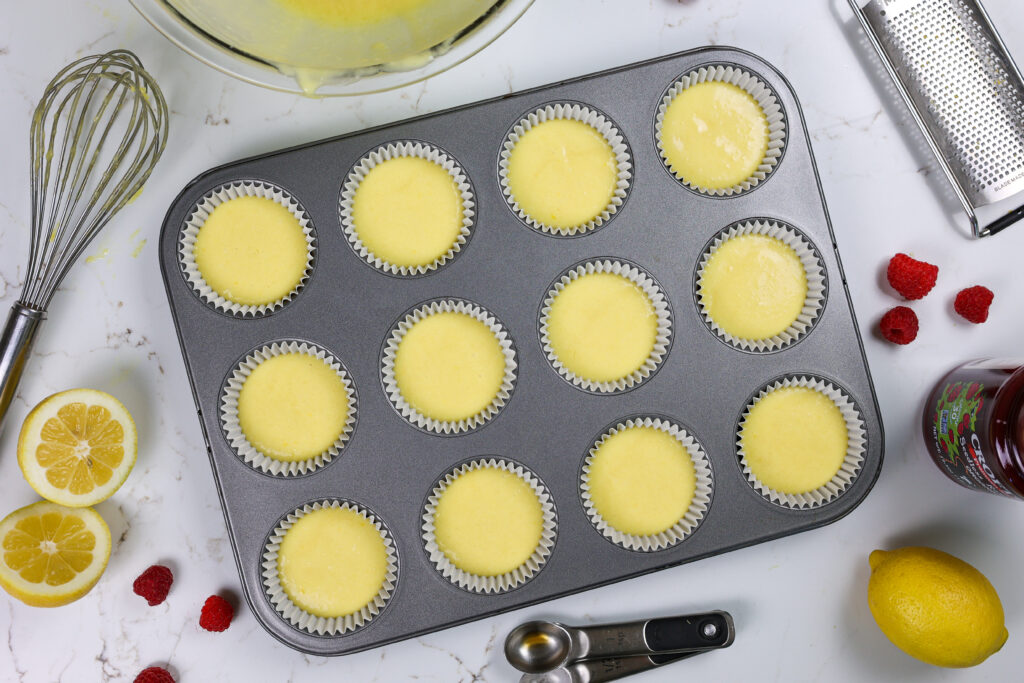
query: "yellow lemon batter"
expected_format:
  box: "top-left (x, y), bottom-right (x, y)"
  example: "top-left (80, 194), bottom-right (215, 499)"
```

top-left (351, 156), bottom-right (464, 269)
top-left (660, 81), bottom-right (769, 190)
top-left (393, 312), bottom-right (506, 423)
top-left (170, 0), bottom-right (499, 91)
top-left (547, 272), bottom-right (658, 384)
top-left (433, 466), bottom-right (543, 576)
top-left (276, 0), bottom-right (431, 25)
top-left (238, 353), bottom-right (349, 462)
top-left (699, 234), bottom-right (807, 341)
top-left (741, 386), bottom-right (848, 494)
top-left (507, 119), bottom-right (618, 232)
top-left (193, 196), bottom-right (308, 307)
top-left (587, 426), bottom-right (697, 537)
top-left (277, 506), bottom-right (388, 618)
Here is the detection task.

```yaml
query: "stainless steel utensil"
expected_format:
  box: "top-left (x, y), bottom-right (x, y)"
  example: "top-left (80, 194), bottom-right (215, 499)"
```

top-left (518, 650), bottom-right (698, 683)
top-left (505, 611), bottom-right (734, 675)
top-left (848, 0), bottom-right (1024, 237)
top-left (0, 50), bottom-right (168, 427)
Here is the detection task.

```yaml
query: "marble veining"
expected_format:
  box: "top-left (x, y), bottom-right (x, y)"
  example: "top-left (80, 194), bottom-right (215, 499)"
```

top-left (1, 1), bottom-right (1023, 681)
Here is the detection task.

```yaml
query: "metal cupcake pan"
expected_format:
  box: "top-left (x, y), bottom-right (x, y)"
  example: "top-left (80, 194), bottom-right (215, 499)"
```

top-left (158, 46), bottom-right (884, 656)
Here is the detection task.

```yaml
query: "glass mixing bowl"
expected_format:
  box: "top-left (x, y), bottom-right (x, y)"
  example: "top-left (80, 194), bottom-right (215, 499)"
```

top-left (130, 0), bottom-right (534, 96)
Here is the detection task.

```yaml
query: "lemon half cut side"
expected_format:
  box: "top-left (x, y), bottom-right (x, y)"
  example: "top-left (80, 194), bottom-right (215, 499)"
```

top-left (0, 501), bottom-right (111, 607)
top-left (18, 389), bottom-right (138, 507)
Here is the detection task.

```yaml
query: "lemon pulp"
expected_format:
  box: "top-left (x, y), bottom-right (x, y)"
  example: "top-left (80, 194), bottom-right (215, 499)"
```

top-left (507, 119), bottom-right (618, 231)
top-left (660, 81), bottom-right (769, 190)
top-left (18, 389), bottom-right (138, 507)
top-left (547, 272), bottom-right (658, 384)
top-left (351, 156), bottom-right (464, 269)
top-left (740, 386), bottom-right (847, 494)
top-left (37, 404), bottom-right (123, 495)
top-left (278, 507), bottom-right (388, 618)
top-left (699, 234), bottom-right (807, 341)
top-left (193, 196), bottom-right (308, 307)
top-left (433, 466), bottom-right (543, 576)
top-left (0, 501), bottom-right (111, 607)
top-left (587, 426), bottom-right (696, 537)
top-left (238, 353), bottom-right (349, 461)
top-left (393, 311), bottom-right (506, 423)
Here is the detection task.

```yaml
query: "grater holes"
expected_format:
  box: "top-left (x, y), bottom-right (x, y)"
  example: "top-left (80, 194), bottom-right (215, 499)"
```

top-left (876, 0), bottom-right (1024, 195)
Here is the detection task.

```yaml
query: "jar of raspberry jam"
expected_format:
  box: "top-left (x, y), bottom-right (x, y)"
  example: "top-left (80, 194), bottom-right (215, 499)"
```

top-left (923, 359), bottom-right (1024, 499)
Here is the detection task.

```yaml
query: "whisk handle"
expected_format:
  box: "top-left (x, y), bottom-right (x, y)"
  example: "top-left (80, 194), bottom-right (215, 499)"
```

top-left (0, 303), bottom-right (46, 431)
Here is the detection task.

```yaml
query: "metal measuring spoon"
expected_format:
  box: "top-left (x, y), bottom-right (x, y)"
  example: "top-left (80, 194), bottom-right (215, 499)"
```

top-left (505, 610), bottom-right (734, 675)
top-left (518, 650), bottom-right (700, 683)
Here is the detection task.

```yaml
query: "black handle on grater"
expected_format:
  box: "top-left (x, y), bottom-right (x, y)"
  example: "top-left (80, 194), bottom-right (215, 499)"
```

top-left (983, 202), bottom-right (1024, 237)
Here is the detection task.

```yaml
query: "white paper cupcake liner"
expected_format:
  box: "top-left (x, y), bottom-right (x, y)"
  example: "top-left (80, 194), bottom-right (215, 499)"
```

top-left (262, 500), bottom-right (397, 636)
top-left (422, 458), bottom-right (556, 593)
top-left (499, 102), bottom-right (632, 236)
top-left (737, 376), bottom-right (866, 509)
top-left (581, 417), bottom-right (713, 552)
top-left (179, 181), bottom-right (316, 317)
top-left (539, 259), bottom-right (672, 393)
top-left (696, 220), bottom-right (826, 352)
top-left (381, 299), bottom-right (517, 434)
top-left (221, 341), bottom-right (357, 476)
top-left (339, 141), bottom-right (475, 276)
top-left (656, 65), bottom-right (787, 196)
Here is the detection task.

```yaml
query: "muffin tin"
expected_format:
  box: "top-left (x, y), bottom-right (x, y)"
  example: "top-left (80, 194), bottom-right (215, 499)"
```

top-left (158, 47), bottom-right (884, 656)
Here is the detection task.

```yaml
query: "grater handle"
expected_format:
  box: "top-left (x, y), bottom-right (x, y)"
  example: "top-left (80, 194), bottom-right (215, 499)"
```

top-left (982, 203), bottom-right (1024, 238)
top-left (0, 303), bottom-right (46, 432)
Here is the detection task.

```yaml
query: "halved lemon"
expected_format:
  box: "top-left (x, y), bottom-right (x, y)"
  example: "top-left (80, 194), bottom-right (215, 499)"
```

top-left (0, 501), bottom-right (111, 607)
top-left (18, 389), bottom-right (138, 507)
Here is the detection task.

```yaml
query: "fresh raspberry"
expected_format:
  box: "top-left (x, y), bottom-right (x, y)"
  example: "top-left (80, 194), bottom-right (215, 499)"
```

top-left (887, 253), bottom-right (939, 300)
top-left (134, 667), bottom-right (174, 683)
top-left (133, 565), bottom-right (173, 606)
top-left (879, 306), bottom-right (919, 345)
top-left (199, 595), bottom-right (234, 632)
top-left (954, 286), bottom-right (994, 324)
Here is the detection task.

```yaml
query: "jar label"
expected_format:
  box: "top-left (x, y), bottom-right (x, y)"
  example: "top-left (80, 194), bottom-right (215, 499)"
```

top-left (930, 381), bottom-right (1014, 497)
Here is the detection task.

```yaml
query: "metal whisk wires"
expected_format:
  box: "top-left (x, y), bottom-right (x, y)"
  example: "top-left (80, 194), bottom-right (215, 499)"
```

top-left (21, 49), bottom-right (169, 309)
top-left (0, 50), bottom-right (168, 429)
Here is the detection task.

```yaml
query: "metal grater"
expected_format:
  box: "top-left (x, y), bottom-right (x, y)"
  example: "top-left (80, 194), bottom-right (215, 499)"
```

top-left (849, 0), bottom-right (1024, 237)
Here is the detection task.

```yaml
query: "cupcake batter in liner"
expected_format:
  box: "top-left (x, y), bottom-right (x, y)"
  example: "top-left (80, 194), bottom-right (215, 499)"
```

top-left (262, 500), bottom-right (397, 636)
top-left (221, 341), bottom-right (357, 476)
top-left (695, 219), bottom-right (826, 352)
top-left (737, 376), bottom-right (866, 509)
top-left (381, 299), bottom-right (517, 434)
top-left (499, 102), bottom-right (632, 236)
top-left (340, 141), bottom-right (475, 276)
top-left (179, 180), bottom-right (316, 317)
top-left (656, 64), bottom-right (786, 196)
top-left (581, 417), bottom-right (713, 552)
top-left (540, 259), bottom-right (672, 393)
top-left (422, 458), bottom-right (557, 593)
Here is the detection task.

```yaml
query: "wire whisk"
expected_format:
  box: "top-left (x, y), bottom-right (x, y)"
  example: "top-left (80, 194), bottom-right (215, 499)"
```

top-left (0, 49), bottom-right (169, 427)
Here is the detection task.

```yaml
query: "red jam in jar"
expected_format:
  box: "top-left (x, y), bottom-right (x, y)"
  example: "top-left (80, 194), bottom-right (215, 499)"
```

top-left (923, 359), bottom-right (1024, 499)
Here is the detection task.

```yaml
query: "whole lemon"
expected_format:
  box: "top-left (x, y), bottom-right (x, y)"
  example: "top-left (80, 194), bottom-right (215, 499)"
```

top-left (867, 546), bottom-right (1007, 668)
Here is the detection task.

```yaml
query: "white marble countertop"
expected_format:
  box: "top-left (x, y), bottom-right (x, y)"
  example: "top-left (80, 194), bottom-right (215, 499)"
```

top-left (3, 1), bottom-right (1024, 681)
